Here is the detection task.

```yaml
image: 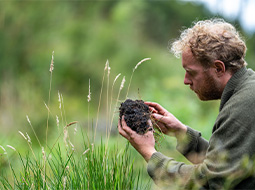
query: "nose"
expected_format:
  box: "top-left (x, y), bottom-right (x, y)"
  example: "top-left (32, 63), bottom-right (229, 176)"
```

top-left (184, 73), bottom-right (192, 85)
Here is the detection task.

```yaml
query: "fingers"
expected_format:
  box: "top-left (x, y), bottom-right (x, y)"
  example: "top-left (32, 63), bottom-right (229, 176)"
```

top-left (146, 103), bottom-right (158, 114)
top-left (118, 119), bottom-right (128, 138)
top-left (151, 117), bottom-right (168, 134)
top-left (145, 102), bottom-right (169, 115)
top-left (118, 116), bottom-right (136, 140)
top-left (151, 113), bottom-right (171, 134)
top-left (118, 118), bottom-right (131, 138)
top-left (147, 119), bottom-right (153, 127)
top-left (152, 113), bottom-right (166, 123)
top-left (121, 116), bottom-right (134, 135)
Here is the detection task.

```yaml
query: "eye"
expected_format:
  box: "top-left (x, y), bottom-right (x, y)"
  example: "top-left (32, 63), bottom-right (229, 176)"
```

top-left (186, 70), bottom-right (193, 76)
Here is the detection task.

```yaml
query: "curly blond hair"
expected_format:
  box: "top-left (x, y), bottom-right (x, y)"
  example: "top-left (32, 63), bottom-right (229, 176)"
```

top-left (171, 18), bottom-right (247, 72)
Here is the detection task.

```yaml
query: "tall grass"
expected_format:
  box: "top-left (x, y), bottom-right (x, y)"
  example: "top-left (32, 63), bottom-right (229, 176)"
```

top-left (0, 142), bottom-right (141, 189)
top-left (0, 54), bottom-right (151, 189)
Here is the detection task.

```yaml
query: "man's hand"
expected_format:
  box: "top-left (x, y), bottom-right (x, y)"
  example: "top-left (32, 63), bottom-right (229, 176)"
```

top-left (145, 102), bottom-right (187, 139)
top-left (118, 116), bottom-right (156, 162)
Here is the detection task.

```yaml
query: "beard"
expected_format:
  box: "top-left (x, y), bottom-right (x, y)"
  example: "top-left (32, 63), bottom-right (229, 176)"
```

top-left (192, 74), bottom-right (222, 101)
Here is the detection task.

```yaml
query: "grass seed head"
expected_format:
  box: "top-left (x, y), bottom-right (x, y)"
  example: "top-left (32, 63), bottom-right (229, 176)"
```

top-left (87, 79), bottom-right (91, 102)
top-left (108, 64), bottom-right (111, 77)
top-left (26, 133), bottom-right (31, 144)
top-left (120, 76), bottom-right (126, 90)
top-left (113, 73), bottom-right (121, 86)
top-left (42, 147), bottom-right (46, 161)
top-left (74, 126), bottom-right (77, 135)
top-left (56, 115), bottom-right (59, 127)
top-left (19, 131), bottom-right (27, 140)
top-left (26, 115), bottom-right (31, 125)
top-left (0, 145), bottom-right (7, 153)
top-left (63, 176), bottom-right (67, 190)
top-left (69, 141), bottom-right (75, 151)
top-left (82, 148), bottom-right (90, 155)
top-left (66, 121), bottom-right (78, 128)
top-left (49, 51), bottom-right (54, 73)
top-left (64, 129), bottom-right (68, 147)
top-left (58, 91), bottom-right (62, 109)
top-left (104, 59), bottom-right (109, 71)
top-left (133, 58), bottom-right (151, 71)
top-left (6, 145), bottom-right (16, 151)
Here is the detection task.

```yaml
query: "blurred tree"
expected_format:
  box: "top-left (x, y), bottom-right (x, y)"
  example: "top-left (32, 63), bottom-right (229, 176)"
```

top-left (0, 0), bottom-right (254, 136)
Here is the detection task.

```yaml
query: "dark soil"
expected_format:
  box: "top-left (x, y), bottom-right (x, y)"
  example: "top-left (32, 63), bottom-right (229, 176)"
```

top-left (119, 99), bottom-right (151, 135)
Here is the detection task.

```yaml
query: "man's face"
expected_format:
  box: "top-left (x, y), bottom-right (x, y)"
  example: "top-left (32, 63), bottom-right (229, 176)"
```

top-left (182, 49), bottom-right (222, 101)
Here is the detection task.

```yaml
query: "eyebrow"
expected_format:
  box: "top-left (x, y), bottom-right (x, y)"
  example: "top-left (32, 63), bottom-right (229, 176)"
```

top-left (184, 68), bottom-right (198, 76)
top-left (184, 67), bottom-right (194, 71)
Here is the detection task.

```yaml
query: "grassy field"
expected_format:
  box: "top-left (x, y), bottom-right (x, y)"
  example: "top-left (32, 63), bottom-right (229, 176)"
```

top-left (0, 55), bottom-right (155, 190)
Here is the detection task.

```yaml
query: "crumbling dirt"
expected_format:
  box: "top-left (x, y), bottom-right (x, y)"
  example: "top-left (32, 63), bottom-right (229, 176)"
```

top-left (119, 99), bottom-right (151, 135)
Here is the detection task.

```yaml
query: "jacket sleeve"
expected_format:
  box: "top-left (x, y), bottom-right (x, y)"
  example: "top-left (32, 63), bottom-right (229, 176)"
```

top-left (147, 69), bottom-right (255, 189)
top-left (147, 152), bottom-right (195, 188)
top-left (147, 115), bottom-right (255, 189)
top-left (176, 127), bottom-right (209, 164)
top-left (147, 127), bottom-right (210, 189)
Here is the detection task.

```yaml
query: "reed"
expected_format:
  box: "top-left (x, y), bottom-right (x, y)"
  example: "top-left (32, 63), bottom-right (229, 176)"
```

top-left (94, 60), bottom-right (108, 143)
top-left (125, 58), bottom-right (151, 99)
top-left (0, 55), bottom-right (144, 190)
top-left (46, 51), bottom-right (55, 150)
top-left (0, 132), bottom-right (142, 190)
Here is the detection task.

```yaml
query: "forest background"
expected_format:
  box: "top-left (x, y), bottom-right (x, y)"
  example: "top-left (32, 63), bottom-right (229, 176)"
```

top-left (0, 0), bottom-right (255, 188)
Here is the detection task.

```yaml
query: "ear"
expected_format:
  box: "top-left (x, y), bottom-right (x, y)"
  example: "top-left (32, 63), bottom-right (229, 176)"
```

top-left (213, 60), bottom-right (225, 77)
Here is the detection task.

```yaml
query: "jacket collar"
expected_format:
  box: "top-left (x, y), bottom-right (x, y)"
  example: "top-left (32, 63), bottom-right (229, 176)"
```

top-left (219, 67), bottom-right (247, 111)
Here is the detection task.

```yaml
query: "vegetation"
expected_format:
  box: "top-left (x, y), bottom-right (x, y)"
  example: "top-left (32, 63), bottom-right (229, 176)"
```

top-left (0, 140), bottom-right (143, 189)
top-left (0, 1), bottom-right (255, 189)
top-left (0, 55), bottom-right (148, 189)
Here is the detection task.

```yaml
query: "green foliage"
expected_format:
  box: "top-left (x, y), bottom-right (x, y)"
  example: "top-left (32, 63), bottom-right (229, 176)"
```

top-left (1, 1), bottom-right (254, 137)
top-left (0, 140), bottom-right (142, 190)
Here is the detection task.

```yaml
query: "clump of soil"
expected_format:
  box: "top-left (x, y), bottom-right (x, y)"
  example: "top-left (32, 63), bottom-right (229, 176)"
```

top-left (119, 99), bottom-right (151, 135)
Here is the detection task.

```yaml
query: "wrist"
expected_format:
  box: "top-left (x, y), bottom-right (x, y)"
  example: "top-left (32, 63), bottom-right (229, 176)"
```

top-left (175, 124), bottom-right (187, 140)
top-left (142, 148), bottom-right (157, 162)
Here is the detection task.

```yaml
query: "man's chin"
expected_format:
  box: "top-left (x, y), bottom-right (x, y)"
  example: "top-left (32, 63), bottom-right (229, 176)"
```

top-left (194, 91), bottom-right (210, 101)
top-left (191, 89), bottom-right (213, 101)
top-left (197, 95), bottom-right (210, 101)
top-left (196, 93), bottom-right (207, 101)
top-left (196, 93), bottom-right (221, 101)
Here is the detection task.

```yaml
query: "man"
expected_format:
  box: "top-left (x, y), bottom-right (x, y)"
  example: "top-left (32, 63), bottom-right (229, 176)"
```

top-left (118, 18), bottom-right (255, 189)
